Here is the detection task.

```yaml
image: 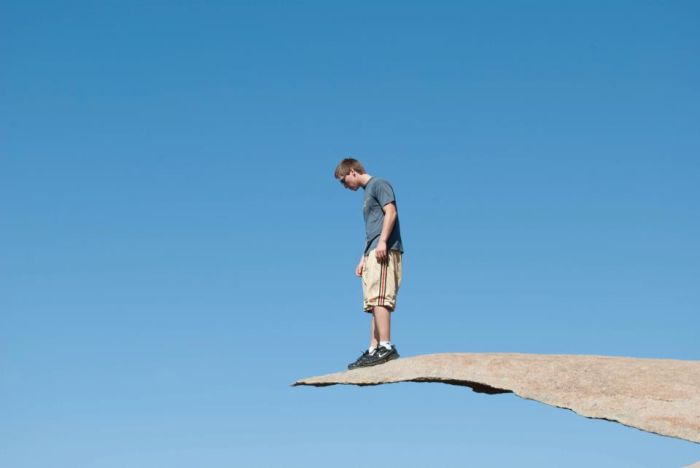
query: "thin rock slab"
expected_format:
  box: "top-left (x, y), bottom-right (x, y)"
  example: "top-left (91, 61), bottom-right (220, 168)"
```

top-left (294, 353), bottom-right (700, 444)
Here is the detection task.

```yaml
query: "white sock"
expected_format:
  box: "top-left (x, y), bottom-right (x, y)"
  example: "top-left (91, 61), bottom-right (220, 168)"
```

top-left (379, 341), bottom-right (392, 350)
top-left (368, 346), bottom-right (377, 354)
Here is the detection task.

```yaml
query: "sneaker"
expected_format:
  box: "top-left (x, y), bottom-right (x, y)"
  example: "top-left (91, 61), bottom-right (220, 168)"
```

top-left (348, 349), bottom-right (376, 370)
top-left (359, 345), bottom-right (399, 367)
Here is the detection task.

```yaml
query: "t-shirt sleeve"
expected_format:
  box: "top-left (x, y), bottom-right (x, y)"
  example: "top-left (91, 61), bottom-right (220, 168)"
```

top-left (373, 180), bottom-right (396, 207)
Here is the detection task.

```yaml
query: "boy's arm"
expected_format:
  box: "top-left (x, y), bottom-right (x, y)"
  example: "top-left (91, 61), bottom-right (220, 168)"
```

top-left (375, 202), bottom-right (397, 262)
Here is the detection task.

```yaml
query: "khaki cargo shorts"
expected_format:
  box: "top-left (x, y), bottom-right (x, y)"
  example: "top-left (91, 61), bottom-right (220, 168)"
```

top-left (362, 249), bottom-right (402, 312)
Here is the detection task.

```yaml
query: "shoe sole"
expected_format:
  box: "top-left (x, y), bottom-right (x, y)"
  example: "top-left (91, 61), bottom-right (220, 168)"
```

top-left (348, 358), bottom-right (372, 370)
top-left (354, 351), bottom-right (399, 368)
top-left (348, 355), bottom-right (373, 369)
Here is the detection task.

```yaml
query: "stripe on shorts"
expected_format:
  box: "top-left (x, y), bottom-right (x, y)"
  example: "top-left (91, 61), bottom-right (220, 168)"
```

top-left (378, 258), bottom-right (388, 306)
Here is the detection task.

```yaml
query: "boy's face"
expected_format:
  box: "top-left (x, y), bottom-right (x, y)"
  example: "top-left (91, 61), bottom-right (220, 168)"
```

top-left (339, 170), bottom-right (361, 191)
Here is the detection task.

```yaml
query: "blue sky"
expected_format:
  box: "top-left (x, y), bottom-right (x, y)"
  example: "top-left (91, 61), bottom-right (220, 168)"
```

top-left (2, 1), bottom-right (699, 466)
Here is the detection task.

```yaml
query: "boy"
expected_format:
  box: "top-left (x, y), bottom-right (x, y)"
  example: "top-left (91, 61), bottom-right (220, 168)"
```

top-left (334, 158), bottom-right (404, 369)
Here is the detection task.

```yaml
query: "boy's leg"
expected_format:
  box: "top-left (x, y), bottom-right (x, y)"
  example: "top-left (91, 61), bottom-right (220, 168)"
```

top-left (370, 315), bottom-right (380, 349)
top-left (373, 306), bottom-right (391, 342)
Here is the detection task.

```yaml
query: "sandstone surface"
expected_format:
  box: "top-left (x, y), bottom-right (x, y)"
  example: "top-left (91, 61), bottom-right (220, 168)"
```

top-left (295, 353), bottom-right (700, 444)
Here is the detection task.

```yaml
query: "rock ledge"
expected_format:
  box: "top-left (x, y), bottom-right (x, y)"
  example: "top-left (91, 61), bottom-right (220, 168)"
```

top-left (295, 353), bottom-right (700, 444)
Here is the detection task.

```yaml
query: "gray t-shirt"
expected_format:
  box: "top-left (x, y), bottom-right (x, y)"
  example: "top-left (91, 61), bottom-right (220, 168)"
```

top-left (362, 177), bottom-right (404, 255)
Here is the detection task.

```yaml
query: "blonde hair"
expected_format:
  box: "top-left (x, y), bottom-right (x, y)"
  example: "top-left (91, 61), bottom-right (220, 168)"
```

top-left (334, 158), bottom-right (366, 179)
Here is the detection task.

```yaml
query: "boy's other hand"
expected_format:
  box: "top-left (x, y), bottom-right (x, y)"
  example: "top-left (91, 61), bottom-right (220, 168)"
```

top-left (355, 259), bottom-right (365, 277)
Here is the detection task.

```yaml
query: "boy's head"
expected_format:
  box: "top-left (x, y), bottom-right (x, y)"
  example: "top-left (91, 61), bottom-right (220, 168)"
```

top-left (335, 158), bottom-right (366, 191)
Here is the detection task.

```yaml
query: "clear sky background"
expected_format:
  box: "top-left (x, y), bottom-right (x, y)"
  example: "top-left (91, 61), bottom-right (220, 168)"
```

top-left (2, 1), bottom-right (699, 467)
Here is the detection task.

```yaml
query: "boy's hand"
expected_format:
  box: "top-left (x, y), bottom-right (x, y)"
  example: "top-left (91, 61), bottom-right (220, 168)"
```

top-left (375, 240), bottom-right (388, 263)
top-left (355, 258), bottom-right (365, 277)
